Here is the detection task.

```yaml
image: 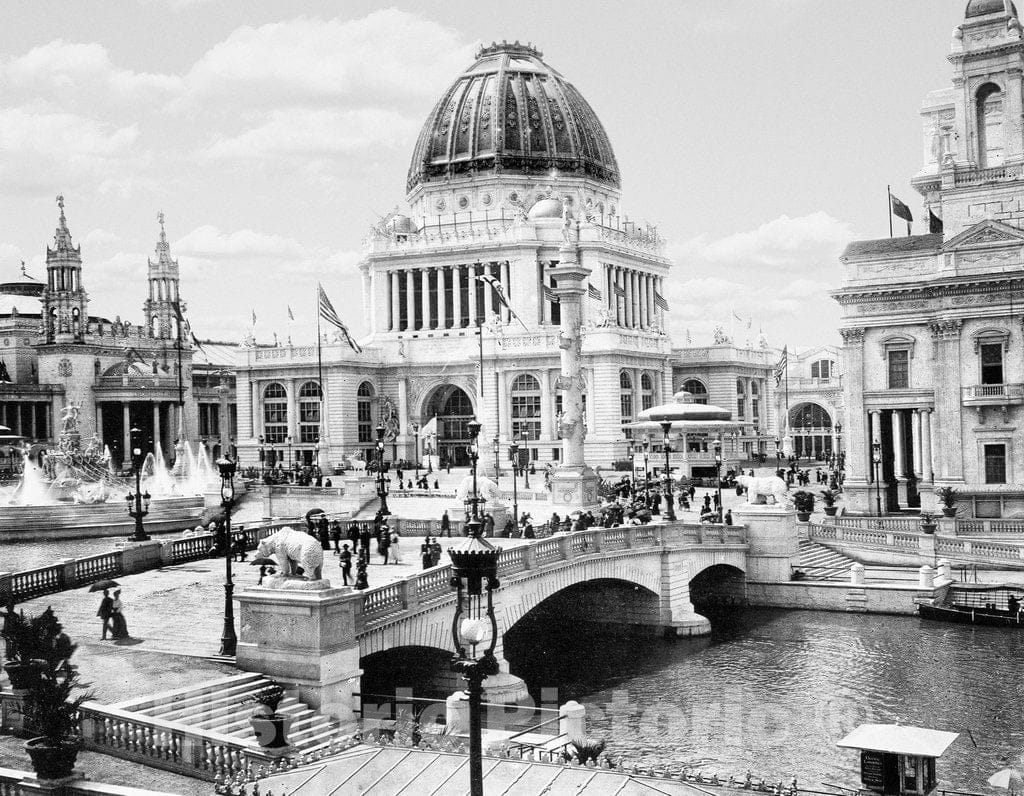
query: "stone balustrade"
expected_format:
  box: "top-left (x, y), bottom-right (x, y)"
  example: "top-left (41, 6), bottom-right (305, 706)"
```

top-left (0, 764), bottom-right (180, 796)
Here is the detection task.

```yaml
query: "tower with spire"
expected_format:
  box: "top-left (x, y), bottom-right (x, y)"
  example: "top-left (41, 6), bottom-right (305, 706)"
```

top-left (42, 195), bottom-right (89, 343)
top-left (144, 211), bottom-right (185, 340)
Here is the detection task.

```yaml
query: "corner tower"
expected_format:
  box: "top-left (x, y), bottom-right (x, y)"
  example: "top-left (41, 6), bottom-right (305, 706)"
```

top-left (144, 211), bottom-right (184, 340)
top-left (43, 195), bottom-right (88, 343)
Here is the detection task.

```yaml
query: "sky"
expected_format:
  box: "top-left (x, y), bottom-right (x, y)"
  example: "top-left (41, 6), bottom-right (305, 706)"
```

top-left (0, 1), bottom-right (975, 349)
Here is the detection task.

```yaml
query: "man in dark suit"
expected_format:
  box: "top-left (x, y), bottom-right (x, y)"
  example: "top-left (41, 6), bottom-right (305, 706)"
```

top-left (97, 589), bottom-right (113, 640)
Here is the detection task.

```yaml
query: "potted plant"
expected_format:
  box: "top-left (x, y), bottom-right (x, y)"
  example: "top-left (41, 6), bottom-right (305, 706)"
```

top-left (935, 486), bottom-right (958, 518)
top-left (920, 512), bottom-right (937, 535)
top-left (1, 602), bottom-right (58, 691)
top-left (19, 608), bottom-right (93, 780)
top-left (820, 488), bottom-right (840, 517)
top-left (792, 490), bottom-right (815, 521)
top-left (248, 683), bottom-right (292, 749)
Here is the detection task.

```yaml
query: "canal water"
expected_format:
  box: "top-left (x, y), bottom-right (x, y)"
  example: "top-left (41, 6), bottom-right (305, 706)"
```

top-left (507, 608), bottom-right (1024, 792)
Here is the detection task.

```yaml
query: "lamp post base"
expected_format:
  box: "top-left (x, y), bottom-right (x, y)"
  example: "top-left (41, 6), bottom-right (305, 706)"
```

top-left (549, 465), bottom-right (600, 511)
top-left (220, 581), bottom-right (237, 657)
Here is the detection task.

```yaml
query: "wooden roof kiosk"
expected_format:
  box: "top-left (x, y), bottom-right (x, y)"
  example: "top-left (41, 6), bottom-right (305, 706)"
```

top-left (837, 724), bottom-right (959, 796)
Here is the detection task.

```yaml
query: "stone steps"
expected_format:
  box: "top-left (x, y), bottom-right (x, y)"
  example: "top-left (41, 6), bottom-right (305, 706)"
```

top-left (797, 540), bottom-right (857, 580)
top-left (120, 673), bottom-right (347, 754)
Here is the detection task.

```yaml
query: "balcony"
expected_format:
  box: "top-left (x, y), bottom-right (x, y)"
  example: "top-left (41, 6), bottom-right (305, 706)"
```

top-left (962, 384), bottom-right (1024, 406)
top-left (952, 163), bottom-right (1023, 188)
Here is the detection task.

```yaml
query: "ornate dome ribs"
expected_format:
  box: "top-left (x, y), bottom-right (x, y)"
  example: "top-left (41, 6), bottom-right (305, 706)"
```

top-left (407, 43), bottom-right (620, 193)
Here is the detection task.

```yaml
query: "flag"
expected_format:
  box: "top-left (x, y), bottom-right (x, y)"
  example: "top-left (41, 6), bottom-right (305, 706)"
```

top-left (475, 272), bottom-right (528, 330)
top-left (612, 282), bottom-right (626, 298)
top-left (747, 318), bottom-right (752, 330)
top-left (251, 309), bottom-right (257, 326)
top-left (654, 291), bottom-right (669, 312)
top-left (317, 283), bottom-right (362, 353)
top-left (929, 209), bottom-right (943, 234)
top-left (587, 284), bottom-right (603, 301)
top-left (732, 310), bottom-right (743, 322)
top-left (774, 345), bottom-right (788, 387)
top-left (287, 305), bottom-right (295, 321)
top-left (890, 194), bottom-right (913, 223)
top-left (542, 284), bottom-right (559, 303)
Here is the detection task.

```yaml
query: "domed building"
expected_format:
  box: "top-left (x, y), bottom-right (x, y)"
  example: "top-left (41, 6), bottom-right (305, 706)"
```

top-left (236, 42), bottom-right (675, 475)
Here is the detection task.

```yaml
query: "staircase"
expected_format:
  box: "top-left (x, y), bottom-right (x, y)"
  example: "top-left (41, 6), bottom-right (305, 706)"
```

top-left (111, 673), bottom-right (345, 755)
top-left (797, 540), bottom-right (858, 582)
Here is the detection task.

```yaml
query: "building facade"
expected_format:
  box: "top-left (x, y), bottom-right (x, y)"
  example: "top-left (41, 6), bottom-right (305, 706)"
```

top-left (837, 0), bottom-right (1024, 516)
top-left (236, 42), bottom-right (674, 473)
top-left (0, 200), bottom-right (220, 469)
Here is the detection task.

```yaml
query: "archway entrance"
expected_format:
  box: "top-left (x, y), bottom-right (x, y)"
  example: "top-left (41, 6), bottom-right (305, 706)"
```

top-left (422, 385), bottom-right (475, 467)
top-left (789, 402), bottom-right (833, 460)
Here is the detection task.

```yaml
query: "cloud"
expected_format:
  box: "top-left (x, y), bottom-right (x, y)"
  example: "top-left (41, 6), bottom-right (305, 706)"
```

top-left (174, 225), bottom-right (310, 261)
top-left (664, 212), bottom-right (853, 347)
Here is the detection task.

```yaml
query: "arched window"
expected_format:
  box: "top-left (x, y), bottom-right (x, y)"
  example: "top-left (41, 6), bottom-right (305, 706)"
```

top-left (681, 378), bottom-right (708, 405)
top-left (263, 383), bottom-right (288, 443)
top-left (620, 370), bottom-right (634, 434)
top-left (736, 379), bottom-right (746, 420)
top-left (810, 359), bottom-right (836, 380)
top-left (751, 381), bottom-right (760, 424)
top-left (298, 381), bottom-right (322, 443)
top-left (510, 374), bottom-right (541, 441)
top-left (641, 372), bottom-right (654, 411)
top-left (977, 83), bottom-right (1004, 168)
top-left (790, 403), bottom-right (833, 430)
top-left (357, 381), bottom-right (374, 444)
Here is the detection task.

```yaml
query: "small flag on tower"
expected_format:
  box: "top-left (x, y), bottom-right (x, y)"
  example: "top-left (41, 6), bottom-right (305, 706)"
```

top-left (317, 283), bottom-right (362, 353)
top-left (654, 291), bottom-right (669, 311)
top-left (287, 305), bottom-right (295, 321)
top-left (890, 192), bottom-right (913, 236)
top-left (587, 284), bottom-right (602, 301)
top-left (773, 345), bottom-right (788, 387)
top-left (929, 209), bottom-right (943, 235)
top-left (251, 309), bottom-right (257, 326)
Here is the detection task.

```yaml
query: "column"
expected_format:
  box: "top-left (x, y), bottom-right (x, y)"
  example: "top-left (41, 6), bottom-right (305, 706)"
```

top-left (540, 370), bottom-right (553, 439)
top-left (911, 410), bottom-right (923, 477)
top-left (404, 269), bottom-right (415, 331)
top-left (647, 275), bottom-right (655, 328)
top-left (931, 320), bottom-right (965, 481)
top-left (122, 403), bottom-right (131, 466)
top-left (638, 273), bottom-right (647, 329)
top-left (891, 410), bottom-right (905, 479)
top-left (437, 267), bottom-right (448, 330)
top-left (452, 265), bottom-right (463, 329)
top-left (870, 410), bottom-right (882, 482)
top-left (153, 403), bottom-right (161, 458)
top-left (466, 264), bottom-right (478, 328)
top-left (29, 404), bottom-right (37, 439)
top-left (420, 268), bottom-right (431, 331)
top-left (623, 269), bottom-right (633, 328)
top-left (922, 409), bottom-right (934, 482)
top-left (483, 263), bottom-right (494, 323)
top-left (392, 271), bottom-right (402, 331)
top-left (631, 270), bottom-right (640, 328)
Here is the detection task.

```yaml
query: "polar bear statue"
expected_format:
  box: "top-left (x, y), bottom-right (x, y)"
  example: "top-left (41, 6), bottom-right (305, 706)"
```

top-left (455, 474), bottom-right (504, 505)
top-left (735, 474), bottom-right (788, 506)
top-left (256, 526), bottom-right (324, 580)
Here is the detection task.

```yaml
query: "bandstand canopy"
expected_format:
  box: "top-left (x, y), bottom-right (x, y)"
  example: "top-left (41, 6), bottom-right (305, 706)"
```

top-left (629, 391), bottom-right (744, 434)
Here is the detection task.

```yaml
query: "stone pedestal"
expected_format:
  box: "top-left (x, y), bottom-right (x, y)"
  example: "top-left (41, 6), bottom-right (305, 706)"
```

top-left (732, 503), bottom-right (800, 582)
top-left (549, 465), bottom-right (601, 511)
top-left (235, 583), bottom-right (362, 729)
top-left (115, 540), bottom-right (163, 574)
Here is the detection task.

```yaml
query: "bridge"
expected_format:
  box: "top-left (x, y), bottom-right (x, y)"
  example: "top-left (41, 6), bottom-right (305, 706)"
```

top-left (234, 521), bottom-right (749, 725)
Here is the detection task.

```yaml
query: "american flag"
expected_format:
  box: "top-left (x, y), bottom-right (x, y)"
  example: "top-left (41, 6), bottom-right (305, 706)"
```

top-left (476, 273), bottom-right (528, 330)
top-left (587, 284), bottom-right (602, 301)
top-left (654, 291), bottom-right (669, 311)
top-left (774, 345), bottom-right (788, 387)
top-left (612, 282), bottom-right (626, 298)
top-left (542, 284), bottom-right (559, 303)
top-left (317, 283), bottom-right (362, 353)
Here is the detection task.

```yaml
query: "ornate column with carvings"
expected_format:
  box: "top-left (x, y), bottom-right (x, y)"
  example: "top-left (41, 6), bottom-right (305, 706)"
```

top-left (549, 232), bottom-right (599, 510)
top-left (404, 269), bottom-right (415, 331)
top-left (420, 269), bottom-right (431, 331)
top-left (839, 326), bottom-right (873, 512)
top-left (452, 265), bottom-right (463, 329)
top-left (911, 409), bottom-right (923, 477)
top-left (930, 318), bottom-right (965, 483)
top-left (390, 271), bottom-right (400, 332)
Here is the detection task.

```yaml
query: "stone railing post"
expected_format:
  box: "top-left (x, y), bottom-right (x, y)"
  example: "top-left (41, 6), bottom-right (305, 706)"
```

top-left (936, 559), bottom-right (951, 581)
top-left (57, 559), bottom-right (78, 589)
top-left (623, 527), bottom-right (637, 548)
top-left (558, 535), bottom-right (574, 561)
top-left (940, 516), bottom-right (956, 537)
top-left (400, 578), bottom-right (419, 612)
top-left (919, 565), bottom-right (935, 589)
top-left (919, 533), bottom-right (936, 566)
top-left (836, 526), bottom-right (845, 541)
top-left (590, 532), bottom-right (602, 554)
top-left (0, 572), bottom-right (11, 599)
top-left (559, 700), bottom-right (586, 739)
top-left (850, 563), bottom-right (865, 585)
top-left (523, 545), bottom-right (537, 570)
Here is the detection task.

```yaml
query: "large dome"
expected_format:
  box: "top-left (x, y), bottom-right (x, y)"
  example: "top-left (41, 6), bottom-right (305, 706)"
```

top-left (407, 41), bottom-right (620, 194)
top-left (965, 0), bottom-right (1016, 17)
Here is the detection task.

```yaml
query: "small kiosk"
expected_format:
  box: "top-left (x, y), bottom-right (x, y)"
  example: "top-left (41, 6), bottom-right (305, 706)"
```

top-left (837, 724), bottom-right (959, 796)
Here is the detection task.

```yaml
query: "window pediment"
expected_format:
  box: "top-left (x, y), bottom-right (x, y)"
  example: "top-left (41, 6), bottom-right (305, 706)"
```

top-left (973, 327), bottom-right (1010, 353)
top-left (879, 334), bottom-right (916, 359)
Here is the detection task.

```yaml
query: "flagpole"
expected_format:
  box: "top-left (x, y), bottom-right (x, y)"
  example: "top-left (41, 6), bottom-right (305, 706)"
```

top-left (887, 184), bottom-right (893, 239)
top-left (316, 286), bottom-right (325, 467)
top-left (784, 345), bottom-right (790, 453)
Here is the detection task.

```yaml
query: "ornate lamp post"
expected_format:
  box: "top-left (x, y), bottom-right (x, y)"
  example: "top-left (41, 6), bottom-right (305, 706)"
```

top-left (412, 422), bottom-right (420, 482)
top-left (257, 435), bottom-right (265, 479)
top-left (492, 435), bottom-right (500, 483)
top-left (375, 423), bottom-right (390, 517)
top-left (774, 437), bottom-right (781, 469)
top-left (835, 423), bottom-right (843, 468)
top-left (641, 434), bottom-right (651, 507)
top-left (217, 455), bottom-right (238, 656)
top-left (713, 438), bottom-right (723, 523)
top-left (508, 440), bottom-right (520, 528)
top-left (660, 421), bottom-right (676, 522)
top-left (285, 435), bottom-right (293, 482)
top-left (872, 441), bottom-right (882, 516)
top-left (521, 431), bottom-right (531, 490)
top-left (448, 521), bottom-right (500, 796)
top-left (125, 426), bottom-right (151, 542)
top-left (466, 420), bottom-right (482, 520)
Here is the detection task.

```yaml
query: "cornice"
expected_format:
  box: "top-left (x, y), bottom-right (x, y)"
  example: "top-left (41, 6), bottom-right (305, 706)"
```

top-left (833, 273), bottom-right (1024, 306)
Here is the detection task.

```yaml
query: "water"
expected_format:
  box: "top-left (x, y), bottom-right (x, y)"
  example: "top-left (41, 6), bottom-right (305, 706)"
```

top-left (506, 608), bottom-right (1024, 792)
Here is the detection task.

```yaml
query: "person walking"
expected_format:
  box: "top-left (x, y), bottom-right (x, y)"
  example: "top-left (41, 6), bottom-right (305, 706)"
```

top-left (379, 523), bottom-right (391, 564)
top-left (110, 589), bottom-right (128, 639)
top-left (358, 523), bottom-right (372, 559)
top-left (483, 513), bottom-right (495, 537)
top-left (97, 589), bottom-right (113, 640)
top-left (331, 520), bottom-right (342, 555)
top-left (339, 544), bottom-right (352, 585)
top-left (440, 510), bottom-right (451, 537)
top-left (390, 528), bottom-right (402, 564)
top-left (317, 515), bottom-right (330, 550)
top-left (421, 536), bottom-right (433, 570)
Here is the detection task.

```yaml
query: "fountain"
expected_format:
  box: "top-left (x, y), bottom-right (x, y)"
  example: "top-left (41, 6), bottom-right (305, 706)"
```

top-left (0, 404), bottom-right (208, 542)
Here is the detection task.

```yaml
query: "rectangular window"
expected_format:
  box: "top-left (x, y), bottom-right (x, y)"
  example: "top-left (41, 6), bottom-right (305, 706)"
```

top-left (984, 444), bottom-right (1007, 484)
top-left (887, 350), bottom-right (909, 389)
top-left (981, 343), bottom-right (1004, 385)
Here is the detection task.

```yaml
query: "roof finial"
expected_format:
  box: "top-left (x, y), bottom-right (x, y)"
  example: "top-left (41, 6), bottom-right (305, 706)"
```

top-left (20, 260), bottom-right (26, 276)
top-left (56, 194), bottom-right (64, 213)
top-left (157, 210), bottom-right (165, 232)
